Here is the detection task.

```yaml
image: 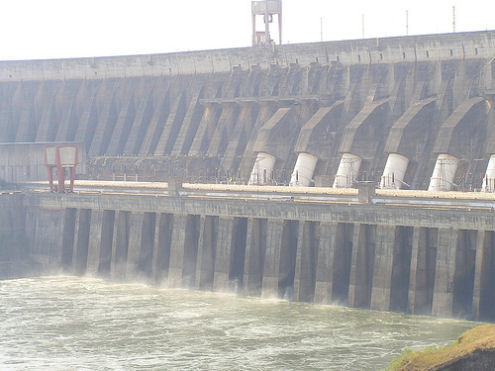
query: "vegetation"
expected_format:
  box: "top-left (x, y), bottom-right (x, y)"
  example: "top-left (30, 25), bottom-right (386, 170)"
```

top-left (387, 324), bottom-right (495, 370)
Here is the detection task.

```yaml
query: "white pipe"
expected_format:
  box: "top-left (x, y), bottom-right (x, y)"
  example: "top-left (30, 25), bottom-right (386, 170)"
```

top-left (333, 153), bottom-right (361, 188)
top-left (289, 153), bottom-right (318, 187)
top-left (380, 153), bottom-right (409, 190)
top-left (482, 154), bottom-right (495, 192)
top-left (248, 152), bottom-right (276, 185)
top-left (428, 154), bottom-right (458, 192)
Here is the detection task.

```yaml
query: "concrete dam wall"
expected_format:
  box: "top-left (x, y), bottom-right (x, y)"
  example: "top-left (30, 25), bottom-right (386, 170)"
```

top-left (2, 31), bottom-right (495, 321)
top-left (3, 189), bottom-right (493, 322)
top-left (1, 31), bottom-right (495, 189)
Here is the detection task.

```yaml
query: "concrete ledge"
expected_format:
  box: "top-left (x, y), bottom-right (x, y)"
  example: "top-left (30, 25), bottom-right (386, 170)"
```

top-left (23, 192), bottom-right (495, 230)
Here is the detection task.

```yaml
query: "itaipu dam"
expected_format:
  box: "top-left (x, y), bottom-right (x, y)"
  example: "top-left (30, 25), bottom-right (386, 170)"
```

top-left (3, 29), bottom-right (495, 323)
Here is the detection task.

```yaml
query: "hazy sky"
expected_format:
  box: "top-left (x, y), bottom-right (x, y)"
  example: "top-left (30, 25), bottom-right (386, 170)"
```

top-left (1, 0), bottom-right (494, 60)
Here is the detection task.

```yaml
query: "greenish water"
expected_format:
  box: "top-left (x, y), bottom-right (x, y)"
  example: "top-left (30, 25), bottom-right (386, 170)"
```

top-left (0, 276), bottom-right (476, 370)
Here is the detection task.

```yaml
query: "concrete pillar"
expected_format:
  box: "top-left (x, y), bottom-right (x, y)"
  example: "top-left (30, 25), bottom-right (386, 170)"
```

top-left (125, 212), bottom-right (145, 279)
top-left (182, 215), bottom-right (201, 288)
top-left (390, 227), bottom-right (414, 312)
top-left (294, 221), bottom-right (319, 302)
top-left (97, 210), bottom-right (115, 277)
top-left (370, 225), bottom-right (397, 311)
top-left (124, 212), bottom-right (156, 280)
top-left (212, 217), bottom-right (235, 292)
top-left (72, 209), bottom-right (91, 276)
top-left (408, 227), bottom-right (437, 315)
top-left (243, 218), bottom-right (267, 297)
top-left (261, 219), bottom-right (284, 298)
top-left (348, 224), bottom-right (375, 309)
top-left (293, 222), bottom-right (306, 301)
top-left (452, 230), bottom-right (476, 318)
top-left (472, 230), bottom-right (488, 320)
top-left (110, 211), bottom-right (129, 280)
top-left (151, 213), bottom-right (173, 285)
top-left (278, 220), bottom-right (299, 300)
top-left (226, 218), bottom-right (248, 293)
top-left (86, 210), bottom-right (104, 275)
top-left (408, 228), bottom-right (423, 314)
top-left (432, 228), bottom-right (459, 317)
top-left (314, 222), bottom-right (338, 304)
top-left (195, 216), bottom-right (219, 290)
top-left (168, 215), bottom-right (200, 288)
top-left (141, 213), bottom-right (156, 278)
top-left (61, 208), bottom-right (77, 271)
top-left (472, 231), bottom-right (495, 321)
top-left (167, 214), bottom-right (187, 288)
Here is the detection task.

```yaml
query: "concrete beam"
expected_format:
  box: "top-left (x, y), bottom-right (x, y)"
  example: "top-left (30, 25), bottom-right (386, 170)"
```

top-left (25, 193), bottom-right (495, 231)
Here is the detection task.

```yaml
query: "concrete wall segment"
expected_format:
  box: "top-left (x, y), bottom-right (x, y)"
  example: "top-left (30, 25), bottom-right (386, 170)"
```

top-left (0, 31), bottom-right (494, 82)
top-left (23, 193), bottom-right (495, 231)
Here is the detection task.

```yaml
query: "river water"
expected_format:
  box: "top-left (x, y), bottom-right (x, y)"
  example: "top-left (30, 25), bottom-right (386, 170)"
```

top-left (0, 276), bottom-right (476, 370)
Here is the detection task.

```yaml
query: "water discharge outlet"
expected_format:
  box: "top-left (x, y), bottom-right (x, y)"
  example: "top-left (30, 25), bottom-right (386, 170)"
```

top-left (428, 154), bottom-right (459, 192)
top-left (333, 153), bottom-right (361, 188)
top-left (289, 153), bottom-right (318, 187)
top-left (380, 153), bottom-right (409, 190)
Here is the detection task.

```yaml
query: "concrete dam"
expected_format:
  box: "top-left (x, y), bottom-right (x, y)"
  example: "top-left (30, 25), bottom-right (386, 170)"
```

top-left (2, 30), bottom-right (495, 321)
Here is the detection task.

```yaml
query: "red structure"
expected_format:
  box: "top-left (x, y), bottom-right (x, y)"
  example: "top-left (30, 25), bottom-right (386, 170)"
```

top-left (252, 0), bottom-right (282, 46)
top-left (45, 145), bottom-right (78, 193)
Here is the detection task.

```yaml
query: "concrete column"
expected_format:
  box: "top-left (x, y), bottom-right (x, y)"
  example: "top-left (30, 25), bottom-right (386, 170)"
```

top-left (294, 221), bottom-right (319, 302)
top-left (261, 219), bottom-right (284, 298)
top-left (97, 210), bottom-right (115, 277)
top-left (212, 217), bottom-right (235, 292)
top-left (243, 218), bottom-right (267, 297)
top-left (432, 228), bottom-right (459, 317)
top-left (370, 225), bottom-right (397, 311)
top-left (110, 211), bottom-right (129, 280)
top-left (314, 222), bottom-right (338, 304)
top-left (408, 227), bottom-right (437, 315)
top-left (182, 215), bottom-right (201, 288)
top-left (452, 230), bottom-right (476, 317)
top-left (168, 215), bottom-right (201, 288)
top-left (140, 213), bottom-right (156, 278)
top-left (151, 213), bottom-right (173, 284)
top-left (348, 224), bottom-right (375, 309)
top-left (408, 227), bottom-right (424, 314)
top-left (61, 208), bottom-right (77, 271)
top-left (195, 216), bottom-right (219, 290)
top-left (86, 210), bottom-right (104, 275)
top-left (168, 215), bottom-right (187, 288)
top-left (125, 212), bottom-right (145, 279)
top-left (72, 209), bottom-right (91, 276)
top-left (472, 230), bottom-right (488, 320)
top-left (390, 227), bottom-right (413, 312)
top-left (293, 222), bottom-right (306, 301)
top-left (86, 210), bottom-right (115, 276)
top-left (278, 220), bottom-right (299, 300)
